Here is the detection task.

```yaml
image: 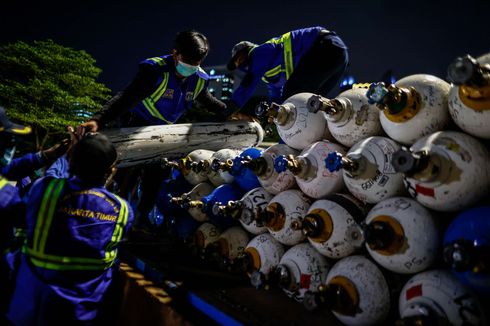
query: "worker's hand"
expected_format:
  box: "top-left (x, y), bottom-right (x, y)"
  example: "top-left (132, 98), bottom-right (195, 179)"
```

top-left (41, 126), bottom-right (81, 163)
top-left (78, 119), bottom-right (99, 136)
top-left (226, 112), bottom-right (260, 123)
top-left (42, 141), bottom-right (68, 162)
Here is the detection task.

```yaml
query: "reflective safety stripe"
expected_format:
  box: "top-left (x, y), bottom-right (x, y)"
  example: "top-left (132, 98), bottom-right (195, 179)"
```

top-left (104, 195), bottom-right (129, 260)
top-left (264, 31), bottom-right (294, 80)
top-left (150, 72), bottom-right (170, 102)
top-left (33, 179), bottom-right (65, 252)
top-left (142, 67), bottom-right (206, 122)
top-left (143, 72), bottom-right (173, 124)
top-left (148, 57), bottom-right (167, 66)
top-left (23, 246), bottom-right (115, 270)
top-left (282, 32), bottom-right (293, 79)
top-left (25, 179), bottom-right (130, 271)
top-left (193, 77), bottom-right (206, 100)
top-left (0, 176), bottom-right (8, 189)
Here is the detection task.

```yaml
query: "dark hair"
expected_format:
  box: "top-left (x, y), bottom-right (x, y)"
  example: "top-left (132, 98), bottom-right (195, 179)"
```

top-left (70, 133), bottom-right (117, 186)
top-left (173, 30), bottom-right (209, 63)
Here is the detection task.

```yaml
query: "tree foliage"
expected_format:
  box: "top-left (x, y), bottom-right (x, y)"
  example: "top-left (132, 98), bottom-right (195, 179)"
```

top-left (0, 39), bottom-right (111, 149)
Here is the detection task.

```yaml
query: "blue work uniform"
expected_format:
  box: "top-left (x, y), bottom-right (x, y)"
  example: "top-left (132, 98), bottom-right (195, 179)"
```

top-left (129, 54), bottom-right (209, 125)
top-left (1, 152), bottom-right (45, 181)
top-left (0, 176), bottom-right (24, 316)
top-left (7, 176), bottom-right (133, 325)
top-left (232, 26), bottom-right (348, 107)
top-left (1, 152), bottom-right (49, 314)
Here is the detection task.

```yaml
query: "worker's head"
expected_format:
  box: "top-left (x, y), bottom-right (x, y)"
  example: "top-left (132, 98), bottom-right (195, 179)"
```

top-left (0, 106), bottom-right (31, 167)
top-left (69, 132), bottom-right (117, 187)
top-left (226, 41), bottom-right (257, 71)
top-left (172, 30), bottom-right (209, 77)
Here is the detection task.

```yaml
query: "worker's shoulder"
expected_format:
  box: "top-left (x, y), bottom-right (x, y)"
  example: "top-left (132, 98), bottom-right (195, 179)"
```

top-left (196, 67), bottom-right (209, 80)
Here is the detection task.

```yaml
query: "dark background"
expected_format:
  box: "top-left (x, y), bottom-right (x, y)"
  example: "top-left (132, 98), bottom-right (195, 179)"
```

top-left (2, 0), bottom-right (489, 93)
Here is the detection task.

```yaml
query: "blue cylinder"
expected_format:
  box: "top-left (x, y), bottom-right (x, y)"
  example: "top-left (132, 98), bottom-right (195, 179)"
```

top-left (231, 147), bottom-right (262, 191)
top-left (168, 213), bottom-right (201, 241)
top-left (201, 183), bottom-right (245, 229)
top-left (154, 172), bottom-right (193, 227)
top-left (443, 206), bottom-right (490, 294)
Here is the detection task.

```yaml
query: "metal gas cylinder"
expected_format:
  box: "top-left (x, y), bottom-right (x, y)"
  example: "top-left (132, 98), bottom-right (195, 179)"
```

top-left (398, 270), bottom-right (485, 325)
top-left (307, 87), bottom-right (383, 147)
top-left (274, 140), bottom-right (346, 199)
top-left (205, 226), bottom-right (250, 266)
top-left (241, 143), bottom-right (299, 194)
top-left (188, 222), bottom-right (222, 256)
top-left (364, 197), bottom-right (439, 274)
top-left (257, 189), bottom-right (312, 246)
top-left (211, 147), bottom-right (262, 191)
top-left (304, 255), bottom-right (390, 326)
top-left (300, 194), bottom-right (367, 259)
top-left (170, 182), bottom-right (214, 222)
top-left (162, 149), bottom-right (215, 185)
top-left (255, 92), bottom-right (333, 150)
top-left (447, 53), bottom-right (490, 139)
top-left (212, 187), bottom-right (273, 235)
top-left (194, 148), bottom-right (241, 187)
top-left (168, 213), bottom-right (201, 242)
top-left (366, 74), bottom-right (451, 145)
top-left (392, 131), bottom-right (490, 211)
top-left (443, 206), bottom-right (490, 295)
top-left (268, 243), bottom-right (330, 302)
top-left (325, 136), bottom-right (407, 204)
top-left (154, 173), bottom-right (193, 222)
top-left (238, 233), bottom-right (285, 288)
top-left (185, 183), bottom-right (244, 229)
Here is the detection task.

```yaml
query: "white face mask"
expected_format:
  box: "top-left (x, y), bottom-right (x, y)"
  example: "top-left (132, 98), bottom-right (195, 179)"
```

top-left (176, 60), bottom-right (199, 77)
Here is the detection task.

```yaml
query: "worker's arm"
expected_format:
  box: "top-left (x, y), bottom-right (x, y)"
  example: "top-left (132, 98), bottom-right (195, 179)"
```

top-left (195, 88), bottom-right (244, 121)
top-left (83, 65), bottom-right (158, 131)
top-left (230, 45), bottom-right (274, 110)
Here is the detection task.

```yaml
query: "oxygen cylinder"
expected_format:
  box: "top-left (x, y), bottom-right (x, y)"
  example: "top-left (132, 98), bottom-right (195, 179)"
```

top-left (244, 143), bottom-right (299, 194)
top-left (154, 173), bottom-right (193, 223)
top-left (300, 194), bottom-right (367, 259)
top-left (364, 197), bottom-right (439, 274)
top-left (258, 189), bottom-right (312, 246)
top-left (238, 233), bottom-right (285, 288)
top-left (304, 255), bottom-right (390, 326)
top-left (307, 87), bottom-right (383, 147)
top-left (255, 92), bottom-right (333, 150)
top-left (184, 183), bottom-right (244, 229)
top-left (274, 140), bottom-right (346, 199)
top-left (443, 206), bottom-right (490, 295)
top-left (447, 53), bottom-right (490, 139)
top-left (392, 131), bottom-right (490, 211)
top-left (268, 243), bottom-right (330, 301)
top-left (205, 226), bottom-right (250, 266)
top-left (211, 147), bottom-right (262, 191)
top-left (196, 148), bottom-right (241, 187)
top-left (213, 187), bottom-right (273, 235)
top-left (366, 74), bottom-right (451, 145)
top-left (325, 136), bottom-right (407, 204)
top-left (170, 182), bottom-right (214, 222)
top-left (188, 222), bottom-right (221, 256)
top-left (398, 270), bottom-right (485, 325)
top-left (162, 149), bottom-right (215, 185)
top-left (168, 213), bottom-right (200, 241)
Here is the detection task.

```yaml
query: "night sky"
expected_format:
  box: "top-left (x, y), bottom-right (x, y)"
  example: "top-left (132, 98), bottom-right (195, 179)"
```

top-left (2, 0), bottom-right (489, 93)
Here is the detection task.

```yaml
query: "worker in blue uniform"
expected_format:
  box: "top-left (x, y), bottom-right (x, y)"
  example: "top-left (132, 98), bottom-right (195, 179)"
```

top-left (79, 30), bottom-right (229, 227)
top-left (0, 106), bottom-right (34, 319)
top-left (80, 29), bottom-right (228, 131)
top-left (6, 132), bottom-right (133, 325)
top-left (226, 26), bottom-right (349, 112)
